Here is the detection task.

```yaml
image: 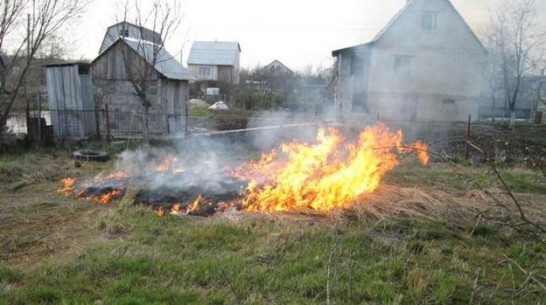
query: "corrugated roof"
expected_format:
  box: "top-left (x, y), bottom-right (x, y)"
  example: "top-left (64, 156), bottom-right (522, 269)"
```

top-left (99, 22), bottom-right (164, 55)
top-left (187, 41), bottom-right (241, 66)
top-left (94, 38), bottom-right (194, 81)
top-left (124, 40), bottom-right (195, 80)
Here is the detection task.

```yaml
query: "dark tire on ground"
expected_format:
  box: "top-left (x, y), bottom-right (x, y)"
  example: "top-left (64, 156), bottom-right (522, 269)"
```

top-left (73, 150), bottom-right (109, 162)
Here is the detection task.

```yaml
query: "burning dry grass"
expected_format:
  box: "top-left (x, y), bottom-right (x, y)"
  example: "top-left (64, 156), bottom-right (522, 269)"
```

top-left (57, 123), bottom-right (436, 220)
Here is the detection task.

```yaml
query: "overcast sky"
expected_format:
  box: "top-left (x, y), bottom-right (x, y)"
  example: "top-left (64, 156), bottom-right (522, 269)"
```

top-left (72, 0), bottom-right (546, 71)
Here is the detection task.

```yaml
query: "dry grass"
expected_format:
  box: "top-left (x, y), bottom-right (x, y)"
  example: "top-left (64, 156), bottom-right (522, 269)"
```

top-left (347, 186), bottom-right (475, 223)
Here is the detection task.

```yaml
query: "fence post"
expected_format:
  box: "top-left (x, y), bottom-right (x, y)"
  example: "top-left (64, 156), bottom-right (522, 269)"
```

top-left (465, 114), bottom-right (472, 159)
top-left (105, 104), bottom-right (111, 145)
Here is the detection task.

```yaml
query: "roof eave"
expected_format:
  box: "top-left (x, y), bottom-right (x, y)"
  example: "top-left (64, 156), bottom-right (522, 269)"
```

top-left (332, 42), bottom-right (374, 56)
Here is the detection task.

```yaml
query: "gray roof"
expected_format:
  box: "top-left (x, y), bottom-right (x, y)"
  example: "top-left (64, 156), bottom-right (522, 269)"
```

top-left (187, 41), bottom-right (241, 66)
top-left (99, 22), bottom-right (164, 55)
top-left (95, 38), bottom-right (194, 81)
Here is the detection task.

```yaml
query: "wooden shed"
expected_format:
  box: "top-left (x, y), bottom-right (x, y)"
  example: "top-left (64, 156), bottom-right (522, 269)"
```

top-left (45, 62), bottom-right (96, 139)
top-left (92, 22), bottom-right (194, 138)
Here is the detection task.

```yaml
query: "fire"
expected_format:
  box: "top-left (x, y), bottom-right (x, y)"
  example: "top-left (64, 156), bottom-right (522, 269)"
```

top-left (240, 123), bottom-right (429, 212)
top-left (58, 177), bottom-right (75, 195)
top-left (155, 155), bottom-right (185, 173)
top-left (57, 123), bottom-right (429, 216)
top-left (167, 196), bottom-right (208, 216)
top-left (187, 195), bottom-right (205, 214)
top-left (100, 170), bottom-right (130, 180)
top-left (77, 188), bottom-right (124, 204)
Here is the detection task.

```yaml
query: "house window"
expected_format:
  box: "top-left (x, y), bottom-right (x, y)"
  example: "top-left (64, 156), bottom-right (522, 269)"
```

top-left (393, 55), bottom-right (412, 77)
top-left (119, 28), bottom-right (129, 37)
top-left (350, 55), bottom-right (364, 76)
top-left (352, 93), bottom-right (368, 113)
top-left (78, 65), bottom-right (90, 75)
top-left (421, 13), bottom-right (438, 30)
top-left (199, 67), bottom-right (212, 77)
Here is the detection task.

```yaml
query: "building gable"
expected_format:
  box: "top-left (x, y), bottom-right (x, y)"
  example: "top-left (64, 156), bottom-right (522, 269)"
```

top-left (373, 0), bottom-right (485, 52)
top-left (93, 39), bottom-right (194, 81)
top-left (262, 60), bottom-right (293, 75)
top-left (99, 22), bottom-right (164, 55)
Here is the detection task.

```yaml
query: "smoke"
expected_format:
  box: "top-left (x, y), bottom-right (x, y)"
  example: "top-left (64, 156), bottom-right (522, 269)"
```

top-left (333, 0), bottom-right (487, 125)
top-left (245, 111), bottom-right (320, 151)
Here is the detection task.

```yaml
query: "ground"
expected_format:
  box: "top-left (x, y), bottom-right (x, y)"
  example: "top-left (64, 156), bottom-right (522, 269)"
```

top-left (0, 123), bottom-right (545, 305)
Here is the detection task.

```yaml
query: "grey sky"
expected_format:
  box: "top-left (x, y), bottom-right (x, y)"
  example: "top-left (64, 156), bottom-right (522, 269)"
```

top-left (73, 0), bottom-right (546, 71)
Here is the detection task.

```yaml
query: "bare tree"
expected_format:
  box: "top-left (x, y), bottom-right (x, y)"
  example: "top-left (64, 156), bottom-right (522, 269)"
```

top-left (0, 0), bottom-right (87, 133)
top-left (113, 0), bottom-right (182, 146)
top-left (488, 0), bottom-right (545, 129)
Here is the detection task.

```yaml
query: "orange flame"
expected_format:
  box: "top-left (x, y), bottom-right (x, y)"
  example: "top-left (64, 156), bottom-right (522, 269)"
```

top-left (187, 195), bottom-right (205, 214)
top-left (99, 171), bottom-right (130, 180)
top-left (57, 177), bottom-right (75, 195)
top-left (155, 155), bottom-right (185, 173)
top-left (78, 189), bottom-right (124, 204)
top-left (240, 123), bottom-right (429, 212)
top-left (57, 123), bottom-right (429, 217)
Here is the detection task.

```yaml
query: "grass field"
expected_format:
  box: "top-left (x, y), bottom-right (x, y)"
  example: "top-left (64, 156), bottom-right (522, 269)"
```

top-left (0, 142), bottom-right (545, 304)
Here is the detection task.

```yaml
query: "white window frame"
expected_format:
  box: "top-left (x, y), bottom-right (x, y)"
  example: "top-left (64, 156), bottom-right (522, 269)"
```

top-left (198, 67), bottom-right (212, 77)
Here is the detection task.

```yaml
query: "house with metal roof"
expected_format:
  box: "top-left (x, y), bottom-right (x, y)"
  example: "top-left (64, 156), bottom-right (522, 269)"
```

top-left (187, 41), bottom-right (241, 85)
top-left (91, 22), bottom-right (194, 138)
top-left (262, 60), bottom-right (294, 77)
top-left (332, 0), bottom-right (486, 122)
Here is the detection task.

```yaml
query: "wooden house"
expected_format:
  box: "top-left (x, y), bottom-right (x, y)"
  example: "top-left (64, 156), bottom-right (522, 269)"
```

top-left (91, 22), bottom-right (194, 138)
top-left (332, 0), bottom-right (486, 122)
top-left (261, 60), bottom-right (294, 77)
top-left (187, 41), bottom-right (241, 85)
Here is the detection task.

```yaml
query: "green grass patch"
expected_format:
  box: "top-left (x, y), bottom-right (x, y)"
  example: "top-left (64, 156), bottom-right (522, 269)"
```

top-left (1, 209), bottom-right (544, 304)
top-left (189, 105), bottom-right (213, 117)
top-left (387, 165), bottom-right (546, 194)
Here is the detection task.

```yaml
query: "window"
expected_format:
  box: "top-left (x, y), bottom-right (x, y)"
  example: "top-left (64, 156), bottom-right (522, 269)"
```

top-left (393, 55), bottom-right (412, 77)
top-left (350, 55), bottom-right (364, 76)
top-left (443, 99), bottom-right (455, 104)
top-left (199, 67), bottom-right (212, 77)
top-left (421, 13), bottom-right (438, 30)
top-left (119, 28), bottom-right (129, 37)
top-left (78, 65), bottom-right (90, 75)
top-left (352, 93), bottom-right (368, 113)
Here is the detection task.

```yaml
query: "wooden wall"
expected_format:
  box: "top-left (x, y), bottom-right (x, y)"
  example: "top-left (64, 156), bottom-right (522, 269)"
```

top-left (45, 64), bottom-right (96, 139)
top-left (92, 45), bottom-right (189, 138)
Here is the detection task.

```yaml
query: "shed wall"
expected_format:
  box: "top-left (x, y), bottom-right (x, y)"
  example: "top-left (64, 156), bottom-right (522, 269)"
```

top-left (46, 65), bottom-right (95, 139)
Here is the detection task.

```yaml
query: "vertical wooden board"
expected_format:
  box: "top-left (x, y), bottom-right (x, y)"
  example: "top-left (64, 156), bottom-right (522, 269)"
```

top-left (81, 74), bottom-right (96, 137)
top-left (46, 68), bottom-right (60, 136)
top-left (173, 81), bottom-right (181, 116)
top-left (54, 67), bottom-right (66, 136)
top-left (66, 66), bottom-right (81, 137)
